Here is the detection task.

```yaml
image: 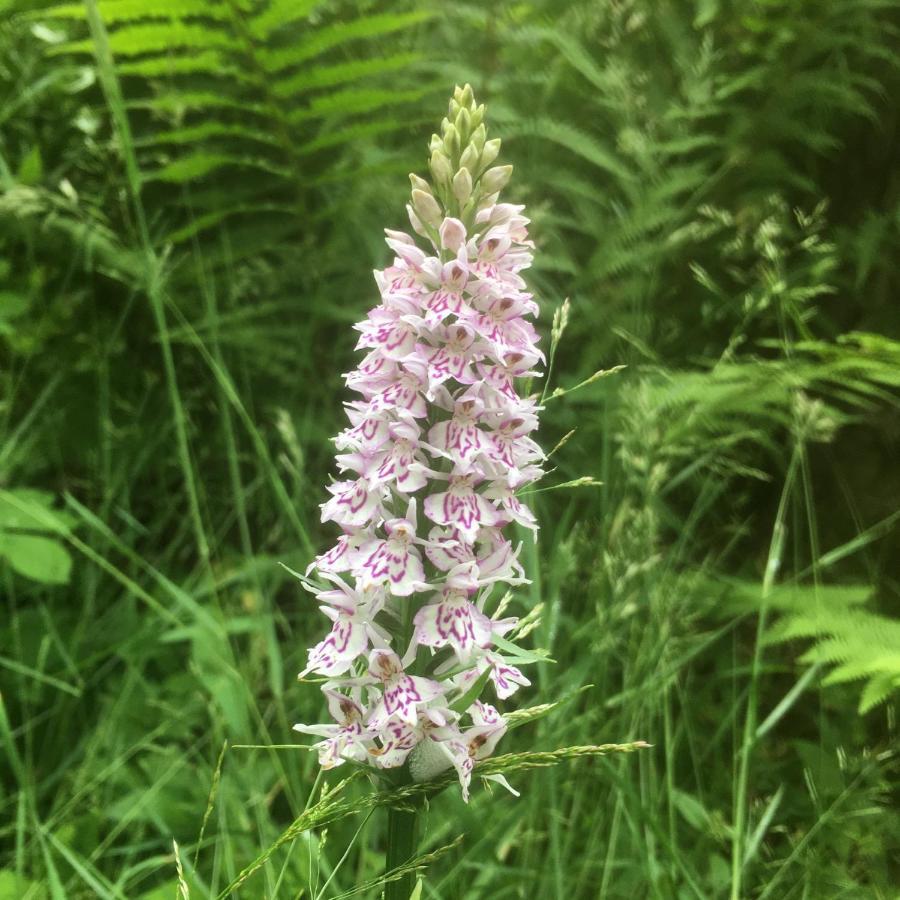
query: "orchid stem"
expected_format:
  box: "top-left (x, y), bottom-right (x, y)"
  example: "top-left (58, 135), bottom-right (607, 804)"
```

top-left (384, 803), bottom-right (419, 900)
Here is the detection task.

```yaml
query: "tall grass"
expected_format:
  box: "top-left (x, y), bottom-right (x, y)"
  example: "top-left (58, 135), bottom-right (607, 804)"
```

top-left (1, 0), bottom-right (898, 897)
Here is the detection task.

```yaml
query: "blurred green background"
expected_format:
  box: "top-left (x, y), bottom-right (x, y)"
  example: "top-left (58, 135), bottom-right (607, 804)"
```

top-left (1, 0), bottom-right (899, 897)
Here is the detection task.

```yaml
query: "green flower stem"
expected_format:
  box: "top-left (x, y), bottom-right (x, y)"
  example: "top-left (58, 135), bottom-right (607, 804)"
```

top-left (384, 802), bottom-right (420, 900)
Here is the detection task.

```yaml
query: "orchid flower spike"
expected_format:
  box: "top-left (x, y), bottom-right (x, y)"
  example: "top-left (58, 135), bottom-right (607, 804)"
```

top-left (294, 84), bottom-right (545, 802)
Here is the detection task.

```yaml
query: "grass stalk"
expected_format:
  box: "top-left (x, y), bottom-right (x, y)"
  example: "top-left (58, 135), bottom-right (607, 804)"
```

top-left (729, 445), bottom-right (800, 899)
top-left (83, 0), bottom-right (211, 570)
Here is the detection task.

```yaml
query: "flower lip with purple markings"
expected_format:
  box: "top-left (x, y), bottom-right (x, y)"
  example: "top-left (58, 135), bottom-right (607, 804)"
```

top-left (294, 84), bottom-right (545, 802)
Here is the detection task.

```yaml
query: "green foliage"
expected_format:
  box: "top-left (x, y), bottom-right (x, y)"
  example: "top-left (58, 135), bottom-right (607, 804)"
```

top-left (0, 489), bottom-right (74, 584)
top-left (727, 580), bottom-right (900, 714)
top-left (1, 0), bottom-right (898, 898)
top-left (33, 0), bottom-right (437, 251)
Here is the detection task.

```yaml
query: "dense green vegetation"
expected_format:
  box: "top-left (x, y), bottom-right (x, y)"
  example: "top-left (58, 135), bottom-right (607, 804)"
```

top-left (2, 0), bottom-right (898, 897)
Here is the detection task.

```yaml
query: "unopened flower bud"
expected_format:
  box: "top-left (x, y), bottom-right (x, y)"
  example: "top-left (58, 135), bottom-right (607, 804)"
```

top-left (448, 99), bottom-right (460, 121)
top-left (429, 150), bottom-right (452, 186)
top-left (480, 138), bottom-right (501, 170)
top-left (471, 104), bottom-right (485, 130)
top-left (459, 83), bottom-right (474, 109)
top-left (439, 216), bottom-right (466, 252)
top-left (411, 188), bottom-right (442, 227)
top-left (470, 124), bottom-right (486, 154)
top-left (429, 133), bottom-right (443, 153)
top-left (481, 166), bottom-right (511, 194)
top-left (409, 173), bottom-right (431, 194)
top-left (452, 167), bottom-right (473, 206)
top-left (443, 124), bottom-right (460, 159)
top-left (459, 144), bottom-right (480, 173)
top-left (455, 107), bottom-right (471, 143)
top-left (479, 193), bottom-right (499, 211)
top-left (405, 203), bottom-right (428, 239)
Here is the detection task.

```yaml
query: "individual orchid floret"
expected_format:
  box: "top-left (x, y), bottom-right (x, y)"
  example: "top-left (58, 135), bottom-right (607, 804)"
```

top-left (293, 688), bottom-right (374, 770)
top-left (413, 587), bottom-right (515, 663)
top-left (354, 505), bottom-right (429, 596)
top-left (365, 649), bottom-right (446, 728)
top-left (299, 577), bottom-right (388, 678)
top-left (294, 84), bottom-right (546, 802)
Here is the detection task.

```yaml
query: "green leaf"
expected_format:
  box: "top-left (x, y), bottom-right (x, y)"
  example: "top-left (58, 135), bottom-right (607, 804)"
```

top-left (117, 50), bottom-right (242, 79)
top-left (491, 633), bottom-right (554, 664)
top-left (41, 0), bottom-right (227, 22)
top-left (18, 146), bottom-right (43, 185)
top-left (141, 120), bottom-right (280, 149)
top-left (672, 789), bottom-right (714, 832)
top-left (0, 489), bottom-right (74, 534)
top-left (288, 86), bottom-right (432, 124)
top-left (248, 0), bottom-right (321, 40)
top-left (449, 666), bottom-right (493, 714)
top-left (0, 290), bottom-right (30, 321)
top-left (859, 672), bottom-right (899, 713)
top-left (0, 533), bottom-right (72, 584)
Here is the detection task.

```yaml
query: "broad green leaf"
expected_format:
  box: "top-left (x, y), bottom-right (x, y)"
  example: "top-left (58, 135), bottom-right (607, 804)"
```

top-left (0, 533), bottom-right (72, 584)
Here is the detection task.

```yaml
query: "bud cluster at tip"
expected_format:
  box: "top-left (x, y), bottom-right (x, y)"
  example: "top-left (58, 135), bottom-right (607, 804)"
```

top-left (294, 85), bottom-right (543, 803)
top-left (410, 84), bottom-right (510, 236)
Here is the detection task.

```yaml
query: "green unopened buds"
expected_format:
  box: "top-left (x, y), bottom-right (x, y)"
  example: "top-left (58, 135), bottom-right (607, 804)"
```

top-left (480, 138), bottom-right (501, 170)
top-left (453, 167), bottom-right (473, 205)
top-left (481, 165), bottom-right (513, 195)
top-left (411, 188), bottom-right (442, 227)
top-left (442, 123), bottom-right (460, 160)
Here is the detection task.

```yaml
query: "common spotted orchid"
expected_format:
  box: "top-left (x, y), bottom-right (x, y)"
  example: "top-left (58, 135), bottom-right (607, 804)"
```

top-left (295, 84), bottom-right (545, 803)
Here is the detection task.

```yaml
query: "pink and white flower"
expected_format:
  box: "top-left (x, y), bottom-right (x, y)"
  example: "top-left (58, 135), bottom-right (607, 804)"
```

top-left (366, 649), bottom-right (445, 727)
top-left (294, 86), bottom-right (546, 802)
top-left (354, 510), bottom-right (428, 596)
top-left (293, 689), bottom-right (374, 769)
top-left (424, 474), bottom-right (501, 542)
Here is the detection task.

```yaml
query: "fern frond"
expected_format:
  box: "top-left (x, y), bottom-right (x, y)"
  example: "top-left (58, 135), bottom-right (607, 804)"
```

top-left (271, 53), bottom-right (422, 98)
top-left (35, 0), bottom-right (431, 254)
top-left (727, 578), bottom-right (900, 714)
top-left (247, 0), bottom-right (321, 40)
top-left (150, 151), bottom-right (292, 183)
top-left (38, 0), bottom-right (230, 22)
top-left (117, 51), bottom-right (247, 79)
top-left (288, 86), bottom-right (432, 123)
top-left (504, 117), bottom-right (633, 183)
top-left (141, 121), bottom-right (279, 149)
top-left (259, 11), bottom-right (431, 73)
top-left (57, 22), bottom-right (237, 56)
